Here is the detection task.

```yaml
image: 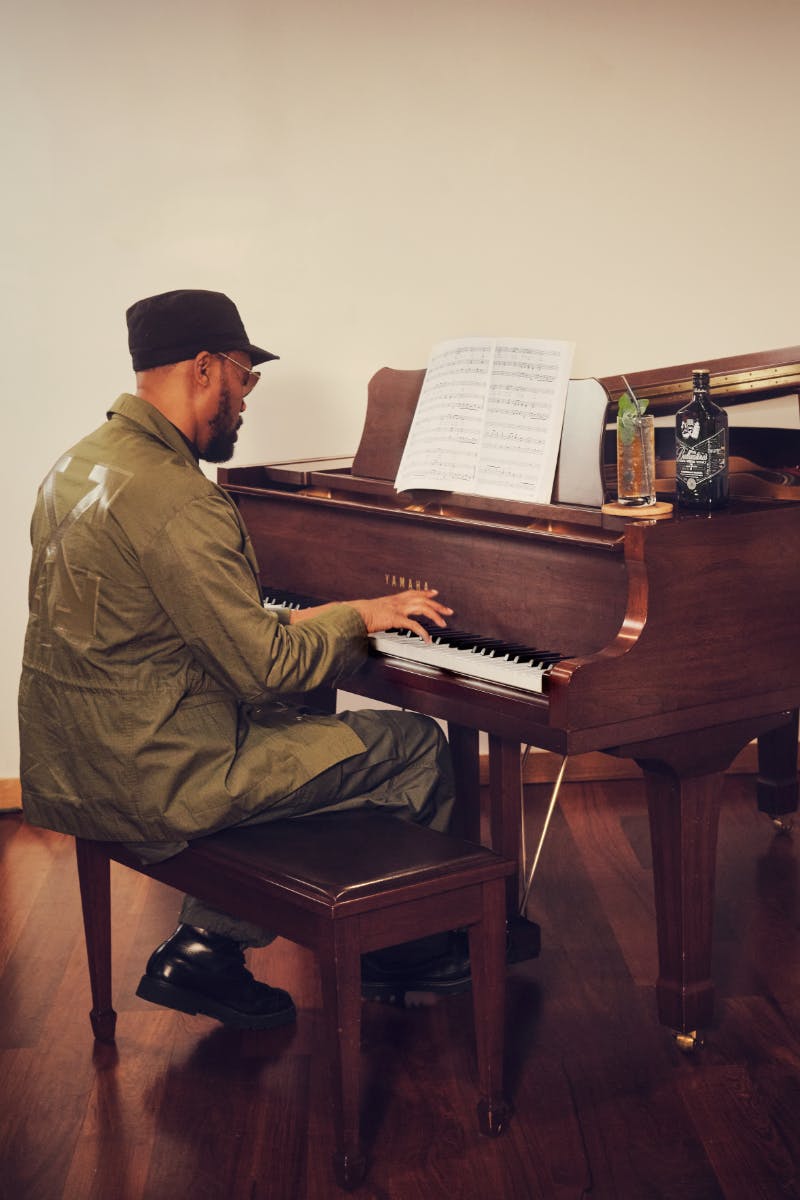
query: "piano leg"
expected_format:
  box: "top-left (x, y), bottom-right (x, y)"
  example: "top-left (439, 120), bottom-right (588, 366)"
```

top-left (640, 761), bottom-right (723, 1038)
top-left (756, 708), bottom-right (798, 824)
top-left (488, 734), bottom-right (523, 913)
top-left (627, 711), bottom-right (796, 1039)
top-left (487, 735), bottom-right (542, 963)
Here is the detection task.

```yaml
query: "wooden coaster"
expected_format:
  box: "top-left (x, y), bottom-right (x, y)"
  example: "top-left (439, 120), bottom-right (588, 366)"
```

top-left (601, 500), bottom-right (674, 520)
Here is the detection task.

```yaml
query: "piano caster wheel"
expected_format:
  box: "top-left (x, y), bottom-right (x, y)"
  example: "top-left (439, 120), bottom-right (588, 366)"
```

top-left (771, 815), bottom-right (794, 835)
top-left (673, 1029), bottom-right (704, 1053)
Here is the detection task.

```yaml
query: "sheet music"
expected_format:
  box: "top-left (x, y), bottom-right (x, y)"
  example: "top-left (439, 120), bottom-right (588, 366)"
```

top-left (394, 336), bottom-right (575, 503)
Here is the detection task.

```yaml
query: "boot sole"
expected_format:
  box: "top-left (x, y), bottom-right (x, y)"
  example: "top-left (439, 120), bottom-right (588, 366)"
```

top-left (136, 975), bottom-right (296, 1030)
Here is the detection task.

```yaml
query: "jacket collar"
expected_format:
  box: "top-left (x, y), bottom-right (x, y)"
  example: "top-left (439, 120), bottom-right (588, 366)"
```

top-left (108, 394), bottom-right (200, 466)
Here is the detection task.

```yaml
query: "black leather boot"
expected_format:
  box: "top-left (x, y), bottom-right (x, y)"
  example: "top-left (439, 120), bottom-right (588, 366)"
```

top-left (136, 924), bottom-right (296, 1030)
top-left (361, 918), bottom-right (542, 1004)
top-left (361, 930), bottom-right (472, 1002)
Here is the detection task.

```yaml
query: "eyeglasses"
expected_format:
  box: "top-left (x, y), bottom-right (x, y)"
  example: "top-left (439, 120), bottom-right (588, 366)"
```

top-left (214, 352), bottom-right (261, 396)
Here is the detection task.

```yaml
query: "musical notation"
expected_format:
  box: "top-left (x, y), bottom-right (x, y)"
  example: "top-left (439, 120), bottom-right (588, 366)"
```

top-left (394, 335), bottom-right (575, 502)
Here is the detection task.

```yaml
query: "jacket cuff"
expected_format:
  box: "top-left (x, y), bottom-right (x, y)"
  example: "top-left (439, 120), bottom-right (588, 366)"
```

top-left (264, 603), bottom-right (292, 626)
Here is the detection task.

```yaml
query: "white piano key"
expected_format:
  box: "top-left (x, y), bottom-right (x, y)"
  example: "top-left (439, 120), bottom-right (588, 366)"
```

top-left (369, 632), bottom-right (547, 693)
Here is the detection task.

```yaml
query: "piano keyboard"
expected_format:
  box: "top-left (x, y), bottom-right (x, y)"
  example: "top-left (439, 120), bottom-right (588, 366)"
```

top-left (263, 589), bottom-right (565, 695)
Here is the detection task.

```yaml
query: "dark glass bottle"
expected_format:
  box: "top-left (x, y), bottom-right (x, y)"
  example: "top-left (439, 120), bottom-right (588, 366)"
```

top-left (675, 369), bottom-right (729, 508)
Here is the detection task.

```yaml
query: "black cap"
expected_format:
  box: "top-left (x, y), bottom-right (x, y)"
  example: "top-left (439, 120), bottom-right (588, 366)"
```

top-left (126, 289), bottom-right (279, 371)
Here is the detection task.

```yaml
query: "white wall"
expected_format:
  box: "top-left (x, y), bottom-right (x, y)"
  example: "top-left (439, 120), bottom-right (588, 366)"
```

top-left (2, 0), bottom-right (799, 775)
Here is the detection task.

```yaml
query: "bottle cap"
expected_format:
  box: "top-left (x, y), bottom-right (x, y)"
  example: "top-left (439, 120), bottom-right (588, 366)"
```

top-left (692, 369), bottom-right (710, 389)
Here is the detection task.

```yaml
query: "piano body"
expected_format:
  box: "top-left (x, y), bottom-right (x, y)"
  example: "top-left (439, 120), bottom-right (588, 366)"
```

top-left (219, 345), bottom-right (800, 1039)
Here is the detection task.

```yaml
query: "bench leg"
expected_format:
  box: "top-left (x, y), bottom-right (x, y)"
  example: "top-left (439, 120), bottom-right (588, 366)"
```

top-left (469, 878), bottom-right (510, 1136)
top-left (318, 920), bottom-right (366, 1189)
top-left (75, 839), bottom-right (117, 1043)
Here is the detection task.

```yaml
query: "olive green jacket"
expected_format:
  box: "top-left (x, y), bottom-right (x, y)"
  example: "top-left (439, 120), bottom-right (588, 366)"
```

top-left (18, 394), bottom-right (367, 844)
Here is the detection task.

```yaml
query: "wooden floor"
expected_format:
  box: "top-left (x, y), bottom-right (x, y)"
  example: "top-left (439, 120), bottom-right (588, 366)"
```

top-left (1, 774), bottom-right (799, 1200)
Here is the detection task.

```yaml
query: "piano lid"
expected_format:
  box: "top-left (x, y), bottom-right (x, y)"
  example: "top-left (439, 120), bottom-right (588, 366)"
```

top-left (600, 345), bottom-right (800, 414)
top-left (600, 345), bottom-right (800, 502)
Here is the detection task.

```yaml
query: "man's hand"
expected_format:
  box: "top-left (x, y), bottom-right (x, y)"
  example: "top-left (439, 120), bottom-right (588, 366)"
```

top-left (345, 590), bottom-right (452, 641)
top-left (288, 589), bottom-right (452, 642)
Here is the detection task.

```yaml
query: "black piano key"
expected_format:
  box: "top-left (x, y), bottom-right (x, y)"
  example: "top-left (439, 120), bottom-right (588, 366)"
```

top-left (439, 635), bottom-right (497, 649)
top-left (419, 619), bottom-right (562, 662)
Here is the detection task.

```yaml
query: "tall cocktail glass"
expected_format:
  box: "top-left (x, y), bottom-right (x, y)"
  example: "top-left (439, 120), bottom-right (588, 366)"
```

top-left (616, 411), bottom-right (656, 506)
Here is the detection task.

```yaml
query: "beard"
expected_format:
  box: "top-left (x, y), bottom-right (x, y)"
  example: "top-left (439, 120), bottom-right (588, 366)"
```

top-left (202, 384), bottom-right (243, 464)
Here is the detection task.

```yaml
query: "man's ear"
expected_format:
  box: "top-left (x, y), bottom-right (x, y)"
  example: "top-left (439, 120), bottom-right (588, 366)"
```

top-left (192, 351), bottom-right (214, 388)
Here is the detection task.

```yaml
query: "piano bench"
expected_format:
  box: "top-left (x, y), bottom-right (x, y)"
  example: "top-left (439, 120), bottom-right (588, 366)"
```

top-left (74, 812), bottom-right (515, 1190)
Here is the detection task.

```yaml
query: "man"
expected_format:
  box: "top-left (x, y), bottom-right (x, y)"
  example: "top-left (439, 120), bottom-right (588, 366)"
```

top-left (19, 288), bottom-right (469, 1030)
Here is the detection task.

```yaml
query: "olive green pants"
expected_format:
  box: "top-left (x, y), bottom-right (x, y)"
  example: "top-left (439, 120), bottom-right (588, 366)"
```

top-left (147, 709), bottom-right (455, 947)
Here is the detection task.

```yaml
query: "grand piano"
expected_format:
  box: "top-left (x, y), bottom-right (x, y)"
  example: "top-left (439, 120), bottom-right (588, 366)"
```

top-left (218, 345), bottom-right (800, 1042)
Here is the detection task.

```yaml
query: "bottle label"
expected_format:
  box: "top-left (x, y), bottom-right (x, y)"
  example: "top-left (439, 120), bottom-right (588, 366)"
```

top-left (676, 429), bottom-right (727, 491)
